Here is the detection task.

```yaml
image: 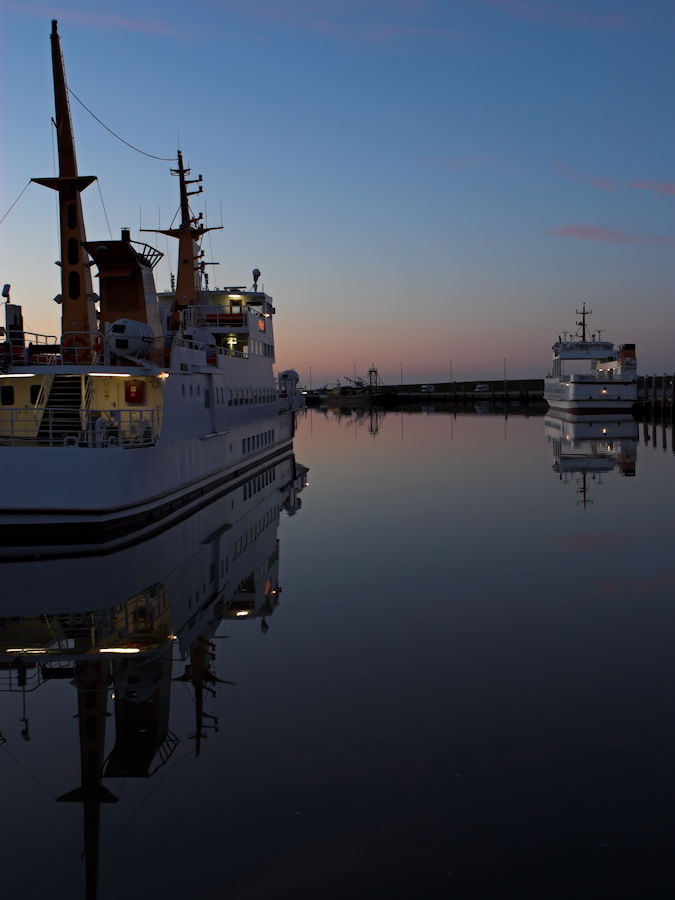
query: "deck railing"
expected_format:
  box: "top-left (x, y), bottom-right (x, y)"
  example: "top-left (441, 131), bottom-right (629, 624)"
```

top-left (568, 371), bottom-right (635, 383)
top-left (0, 406), bottom-right (162, 448)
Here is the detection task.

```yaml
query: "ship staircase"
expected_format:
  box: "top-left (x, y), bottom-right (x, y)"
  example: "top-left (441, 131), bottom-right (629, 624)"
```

top-left (37, 374), bottom-right (85, 444)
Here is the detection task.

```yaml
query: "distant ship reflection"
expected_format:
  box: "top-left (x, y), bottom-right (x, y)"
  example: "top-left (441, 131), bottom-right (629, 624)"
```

top-left (0, 449), bottom-right (308, 899)
top-left (545, 412), bottom-right (637, 508)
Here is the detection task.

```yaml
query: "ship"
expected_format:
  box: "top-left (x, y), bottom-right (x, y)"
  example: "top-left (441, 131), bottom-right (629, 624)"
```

top-left (544, 302), bottom-right (637, 414)
top-left (0, 21), bottom-right (304, 553)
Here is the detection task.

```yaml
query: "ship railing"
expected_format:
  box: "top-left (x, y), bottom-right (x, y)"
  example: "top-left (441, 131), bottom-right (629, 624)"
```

top-left (182, 305), bottom-right (267, 331)
top-left (2, 330), bottom-right (59, 367)
top-left (3, 331), bottom-right (102, 366)
top-left (194, 309), bottom-right (247, 328)
top-left (569, 372), bottom-right (621, 383)
top-left (0, 405), bottom-right (162, 448)
top-left (60, 331), bottom-right (102, 365)
top-left (173, 334), bottom-right (247, 361)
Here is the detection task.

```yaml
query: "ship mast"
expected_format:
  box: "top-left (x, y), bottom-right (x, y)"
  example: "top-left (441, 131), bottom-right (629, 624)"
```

top-left (149, 151), bottom-right (222, 331)
top-left (575, 302), bottom-right (591, 342)
top-left (32, 20), bottom-right (98, 356)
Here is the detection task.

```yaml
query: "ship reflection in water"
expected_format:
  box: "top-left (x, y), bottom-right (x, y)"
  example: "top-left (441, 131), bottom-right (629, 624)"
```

top-left (545, 412), bottom-right (638, 508)
top-left (0, 448), bottom-right (308, 900)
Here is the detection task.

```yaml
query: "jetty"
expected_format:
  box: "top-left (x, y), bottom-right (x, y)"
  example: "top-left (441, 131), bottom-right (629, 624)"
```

top-left (306, 378), bottom-right (544, 407)
top-left (306, 374), bottom-right (674, 418)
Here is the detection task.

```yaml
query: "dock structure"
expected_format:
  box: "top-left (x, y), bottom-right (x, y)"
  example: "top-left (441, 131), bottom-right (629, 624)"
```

top-left (635, 374), bottom-right (675, 422)
top-left (393, 379), bottom-right (544, 403)
top-left (306, 379), bottom-right (545, 407)
top-left (306, 375), bottom-right (675, 416)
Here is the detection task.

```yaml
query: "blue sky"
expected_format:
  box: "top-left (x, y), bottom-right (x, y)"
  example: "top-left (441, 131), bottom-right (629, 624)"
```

top-left (1, 0), bottom-right (673, 385)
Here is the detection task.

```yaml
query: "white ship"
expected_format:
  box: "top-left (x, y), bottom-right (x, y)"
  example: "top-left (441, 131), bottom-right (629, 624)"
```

top-left (544, 303), bottom-right (637, 414)
top-left (0, 22), bottom-right (303, 551)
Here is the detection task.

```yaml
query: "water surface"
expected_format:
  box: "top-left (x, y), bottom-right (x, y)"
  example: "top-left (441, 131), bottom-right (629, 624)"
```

top-left (1, 408), bottom-right (674, 898)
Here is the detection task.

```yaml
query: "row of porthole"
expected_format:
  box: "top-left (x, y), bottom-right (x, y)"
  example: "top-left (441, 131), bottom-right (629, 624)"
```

top-left (231, 504), bottom-right (281, 562)
top-left (177, 381), bottom-right (275, 407)
top-left (229, 387), bottom-right (276, 406)
top-left (243, 465), bottom-right (277, 500)
top-left (243, 429), bottom-right (275, 455)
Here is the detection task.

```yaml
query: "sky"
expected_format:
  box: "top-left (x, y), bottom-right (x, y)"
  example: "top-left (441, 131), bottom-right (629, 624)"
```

top-left (0, 0), bottom-right (673, 387)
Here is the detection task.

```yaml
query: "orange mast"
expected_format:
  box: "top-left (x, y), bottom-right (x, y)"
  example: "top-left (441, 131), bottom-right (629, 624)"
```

top-left (32, 20), bottom-right (98, 358)
top-left (148, 151), bottom-right (221, 331)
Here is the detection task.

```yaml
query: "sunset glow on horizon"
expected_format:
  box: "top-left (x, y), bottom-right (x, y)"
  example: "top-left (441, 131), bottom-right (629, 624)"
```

top-left (1, 1), bottom-right (673, 387)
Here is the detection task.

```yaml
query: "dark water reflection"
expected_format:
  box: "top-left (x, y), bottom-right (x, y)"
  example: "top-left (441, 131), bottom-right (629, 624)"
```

top-left (1, 409), bottom-right (674, 898)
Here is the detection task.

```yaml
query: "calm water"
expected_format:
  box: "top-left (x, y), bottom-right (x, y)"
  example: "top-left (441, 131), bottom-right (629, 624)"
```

top-left (1, 408), bottom-right (674, 899)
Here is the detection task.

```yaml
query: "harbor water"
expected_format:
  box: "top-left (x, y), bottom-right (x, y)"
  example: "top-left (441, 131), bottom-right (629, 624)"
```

top-left (1, 407), bottom-right (674, 898)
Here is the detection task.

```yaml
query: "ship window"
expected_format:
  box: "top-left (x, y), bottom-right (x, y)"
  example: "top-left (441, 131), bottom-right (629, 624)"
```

top-left (68, 271), bottom-right (81, 299)
top-left (1, 385), bottom-right (14, 405)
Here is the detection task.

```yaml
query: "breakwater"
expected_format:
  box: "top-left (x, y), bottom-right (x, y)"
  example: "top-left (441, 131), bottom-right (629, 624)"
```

top-left (307, 378), bottom-right (544, 407)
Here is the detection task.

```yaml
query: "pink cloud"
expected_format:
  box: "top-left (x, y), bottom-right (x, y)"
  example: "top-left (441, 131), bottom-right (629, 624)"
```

top-left (555, 162), bottom-right (617, 191)
top-left (549, 224), bottom-right (675, 248)
top-left (586, 176), bottom-right (617, 191)
top-left (486, 0), bottom-right (634, 30)
top-left (632, 180), bottom-right (675, 196)
top-left (3, 3), bottom-right (181, 36)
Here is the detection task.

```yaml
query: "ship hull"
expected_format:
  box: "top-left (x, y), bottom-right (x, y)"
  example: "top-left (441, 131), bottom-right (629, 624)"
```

top-left (544, 376), bottom-right (637, 414)
top-left (0, 410), bottom-right (298, 558)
